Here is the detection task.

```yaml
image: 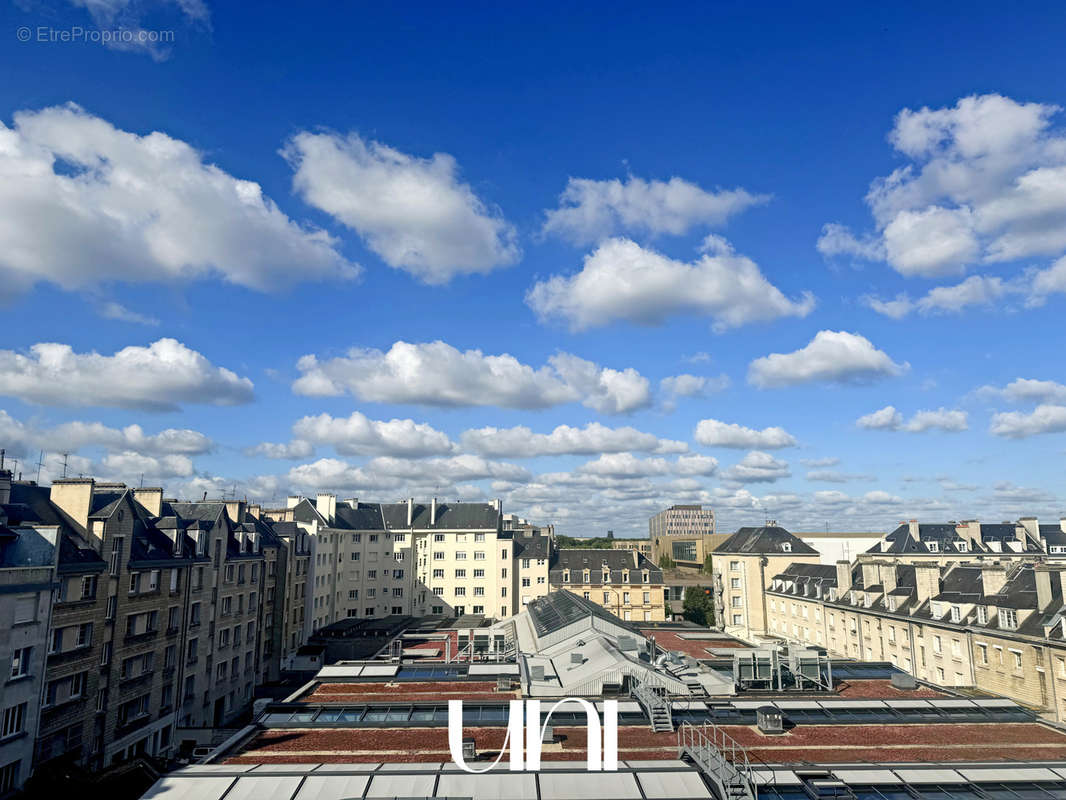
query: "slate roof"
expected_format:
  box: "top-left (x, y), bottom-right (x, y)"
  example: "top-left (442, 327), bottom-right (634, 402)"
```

top-left (514, 532), bottom-right (551, 560)
top-left (715, 525), bottom-right (818, 555)
top-left (549, 548), bottom-right (663, 584)
top-left (333, 502), bottom-right (386, 530)
top-left (380, 501), bottom-right (500, 531)
top-left (872, 522), bottom-right (1044, 555)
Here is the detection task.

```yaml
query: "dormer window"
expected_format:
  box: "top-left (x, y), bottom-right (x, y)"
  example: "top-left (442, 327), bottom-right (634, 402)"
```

top-left (998, 608), bottom-right (1018, 630)
top-left (886, 597), bottom-right (895, 612)
top-left (782, 542), bottom-right (792, 553)
top-left (977, 606), bottom-right (988, 624)
top-left (950, 605), bottom-right (961, 623)
top-left (828, 588), bottom-right (837, 601)
top-left (562, 570), bottom-right (570, 582)
top-left (957, 542), bottom-right (968, 552)
top-left (927, 541), bottom-right (939, 553)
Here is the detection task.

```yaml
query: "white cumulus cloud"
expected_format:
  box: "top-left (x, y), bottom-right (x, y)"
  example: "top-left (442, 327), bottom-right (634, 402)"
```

top-left (694, 419), bottom-right (797, 449)
top-left (0, 338), bottom-right (254, 410)
top-left (526, 237), bottom-right (814, 332)
top-left (820, 94), bottom-right (1066, 278)
top-left (292, 411), bottom-right (455, 457)
top-left (990, 405), bottom-right (1066, 438)
top-left (283, 131), bottom-right (518, 284)
top-left (747, 330), bottom-right (907, 388)
top-left (722, 451), bottom-right (791, 483)
top-left (460, 422), bottom-right (687, 458)
top-left (0, 104), bottom-right (355, 299)
top-left (542, 174), bottom-right (768, 244)
top-left (293, 340), bottom-right (651, 414)
top-left (857, 405), bottom-right (968, 432)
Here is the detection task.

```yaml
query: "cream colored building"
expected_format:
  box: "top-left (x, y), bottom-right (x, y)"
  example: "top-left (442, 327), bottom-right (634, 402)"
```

top-left (649, 505), bottom-right (720, 572)
top-left (712, 524), bottom-right (821, 640)
top-left (766, 532), bottom-right (1066, 723)
top-left (549, 548), bottom-right (666, 622)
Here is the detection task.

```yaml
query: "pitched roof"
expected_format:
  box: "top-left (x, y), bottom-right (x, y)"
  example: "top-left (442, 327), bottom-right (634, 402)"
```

top-left (380, 501), bottom-right (500, 531)
top-left (716, 525), bottom-right (818, 555)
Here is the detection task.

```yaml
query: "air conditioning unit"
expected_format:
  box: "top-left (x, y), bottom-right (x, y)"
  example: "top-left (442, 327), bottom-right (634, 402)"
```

top-left (756, 706), bottom-right (784, 734)
top-left (571, 652), bottom-right (584, 664)
top-left (890, 672), bottom-right (918, 690)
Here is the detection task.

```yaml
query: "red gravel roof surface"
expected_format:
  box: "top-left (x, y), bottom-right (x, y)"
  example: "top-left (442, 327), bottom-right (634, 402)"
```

top-left (305, 681), bottom-right (514, 703)
top-left (641, 630), bottom-right (751, 658)
top-left (226, 721), bottom-right (1066, 765)
top-left (832, 679), bottom-right (948, 699)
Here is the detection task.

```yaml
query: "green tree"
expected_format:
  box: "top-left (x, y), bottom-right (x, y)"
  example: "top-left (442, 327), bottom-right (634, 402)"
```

top-left (682, 585), bottom-right (715, 627)
top-left (702, 553), bottom-right (714, 575)
top-left (658, 553), bottom-right (676, 570)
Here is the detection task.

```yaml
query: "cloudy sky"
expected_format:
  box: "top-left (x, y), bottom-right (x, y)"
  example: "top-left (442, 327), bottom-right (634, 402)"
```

top-left (2, 2), bottom-right (1065, 536)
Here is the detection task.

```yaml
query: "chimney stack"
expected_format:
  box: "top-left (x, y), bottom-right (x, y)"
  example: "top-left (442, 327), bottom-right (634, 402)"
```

top-left (914, 563), bottom-right (941, 605)
top-left (0, 466), bottom-right (11, 506)
top-left (407, 497), bottom-right (414, 526)
top-left (315, 493), bottom-right (336, 525)
top-left (133, 487), bottom-right (163, 517)
top-left (430, 497), bottom-right (437, 525)
top-left (907, 519), bottom-right (920, 541)
top-left (1019, 517), bottom-right (1040, 543)
top-left (981, 563), bottom-right (1008, 596)
top-left (835, 560), bottom-right (852, 596)
top-left (1034, 565), bottom-right (1056, 613)
top-left (50, 478), bottom-right (96, 531)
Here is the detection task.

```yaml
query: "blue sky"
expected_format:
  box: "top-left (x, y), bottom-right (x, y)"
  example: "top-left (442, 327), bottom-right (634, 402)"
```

top-left (1, 1), bottom-right (1065, 536)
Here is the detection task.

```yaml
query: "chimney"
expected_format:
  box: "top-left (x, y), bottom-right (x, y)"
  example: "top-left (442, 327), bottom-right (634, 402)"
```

top-left (407, 497), bottom-right (414, 526)
top-left (981, 563), bottom-right (1008, 596)
top-left (431, 497), bottom-right (437, 525)
top-left (0, 468), bottom-right (11, 506)
top-left (491, 498), bottom-right (501, 512)
top-left (907, 519), bottom-right (920, 541)
top-left (247, 504), bottom-right (261, 519)
top-left (957, 520), bottom-right (981, 548)
top-left (1034, 565), bottom-right (1056, 612)
top-left (835, 560), bottom-right (852, 595)
top-left (226, 500), bottom-right (248, 526)
top-left (1018, 517), bottom-right (1040, 542)
top-left (914, 563), bottom-right (941, 605)
top-left (50, 478), bottom-right (96, 530)
top-left (133, 487), bottom-right (163, 517)
top-left (315, 493), bottom-right (336, 525)
top-left (1061, 518), bottom-right (1066, 534)
top-left (286, 495), bottom-right (301, 509)
top-left (881, 562), bottom-right (899, 594)
top-left (861, 562), bottom-right (879, 590)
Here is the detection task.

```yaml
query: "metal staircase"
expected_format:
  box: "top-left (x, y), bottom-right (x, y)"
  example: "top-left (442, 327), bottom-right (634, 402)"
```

top-left (631, 676), bottom-right (674, 733)
top-left (677, 722), bottom-right (757, 800)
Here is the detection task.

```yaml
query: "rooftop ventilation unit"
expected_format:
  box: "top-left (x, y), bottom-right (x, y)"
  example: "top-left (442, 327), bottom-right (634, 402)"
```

top-left (570, 652), bottom-right (584, 664)
top-left (618, 636), bottom-right (637, 651)
top-left (530, 665), bottom-right (545, 680)
top-left (891, 672), bottom-right (918, 690)
top-left (542, 725), bottom-right (554, 743)
top-left (756, 705), bottom-right (784, 734)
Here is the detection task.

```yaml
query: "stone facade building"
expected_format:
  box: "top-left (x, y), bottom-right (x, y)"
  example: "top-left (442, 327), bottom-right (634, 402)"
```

top-left (549, 548), bottom-right (666, 622)
top-left (766, 517), bottom-right (1066, 723)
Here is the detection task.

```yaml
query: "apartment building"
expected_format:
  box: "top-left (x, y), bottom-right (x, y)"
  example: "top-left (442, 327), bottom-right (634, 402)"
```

top-left (269, 496), bottom-right (512, 632)
top-left (649, 504), bottom-right (723, 571)
top-left (261, 520), bottom-right (310, 675)
top-left (549, 548), bottom-right (666, 622)
top-left (611, 537), bottom-right (652, 558)
top-left (712, 524), bottom-right (821, 640)
top-left (0, 475), bottom-right (289, 786)
top-left (766, 522), bottom-right (1066, 723)
top-left (0, 468), bottom-right (57, 794)
top-left (513, 531), bottom-right (550, 609)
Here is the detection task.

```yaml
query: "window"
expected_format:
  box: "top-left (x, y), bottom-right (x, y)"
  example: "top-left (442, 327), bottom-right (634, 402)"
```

top-left (10, 647), bottom-right (31, 680)
top-left (148, 569), bottom-right (160, 591)
top-left (730, 578), bottom-right (741, 589)
top-left (977, 606), bottom-right (988, 624)
top-left (602, 592), bottom-right (610, 603)
top-left (455, 569), bottom-right (466, 578)
top-left (455, 587), bottom-right (466, 597)
top-left (933, 635), bottom-right (942, 654)
top-left (927, 541), bottom-right (939, 552)
top-left (128, 572), bottom-right (140, 594)
top-left (80, 575), bottom-right (97, 600)
top-left (432, 568), bottom-right (444, 578)
top-left (950, 605), bottom-right (961, 622)
top-left (730, 561), bottom-right (741, 571)
top-left (951, 638), bottom-right (961, 657)
top-left (455, 551), bottom-right (467, 560)
top-left (998, 608), bottom-right (1018, 629)
top-left (12, 595), bottom-right (35, 625)
top-left (623, 592), bottom-right (630, 604)
top-left (432, 606), bottom-right (444, 614)
top-left (474, 568), bottom-right (485, 578)
top-left (782, 542), bottom-right (792, 553)
top-left (110, 537), bottom-right (124, 576)
top-left (0, 761), bottom-right (21, 793)
top-left (976, 643), bottom-right (988, 665)
top-left (433, 551), bottom-right (445, 560)
top-left (1012, 650), bottom-right (1024, 670)
top-left (473, 587), bottom-right (484, 596)
top-left (1, 703), bottom-right (26, 739)
top-left (475, 533), bottom-right (485, 542)
top-left (474, 551), bottom-right (485, 561)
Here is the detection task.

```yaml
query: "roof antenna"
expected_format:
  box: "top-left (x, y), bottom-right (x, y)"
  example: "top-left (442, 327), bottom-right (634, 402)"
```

top-left (202, 491), bottom-right (208, 501)
top-left (139, 472), bottom-right (144, 488)
top-left (0, 449), bottom-right (5, 470)
top-left (34, 450), bottom-right (44, 484)
top-left (61, 453), bottom-right (69, 479)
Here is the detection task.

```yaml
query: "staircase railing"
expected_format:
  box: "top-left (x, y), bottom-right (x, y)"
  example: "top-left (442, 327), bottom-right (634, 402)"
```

top-left (677, 722), bottom-right (757, 800)
top-left (631, 675), bottom-right (673, 731)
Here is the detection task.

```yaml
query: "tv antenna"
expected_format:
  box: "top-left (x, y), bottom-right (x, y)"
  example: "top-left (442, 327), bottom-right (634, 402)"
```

top-left (34, 450), bottom-right (44, 484)
top-left (61, 453), bottom-right (70, 479)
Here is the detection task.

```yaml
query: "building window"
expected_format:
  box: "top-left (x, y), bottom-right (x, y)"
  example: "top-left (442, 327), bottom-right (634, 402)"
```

top-left (998, 608), bottom-right (1018, 629)
top-left (10, 647), bottom-right (31, 680)
top-left (1, 703), bottom-right (26, 739)
top-left (950, 606), bottom-right (961, 622)
top-left (730, 561), bottom-right (741, 571)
